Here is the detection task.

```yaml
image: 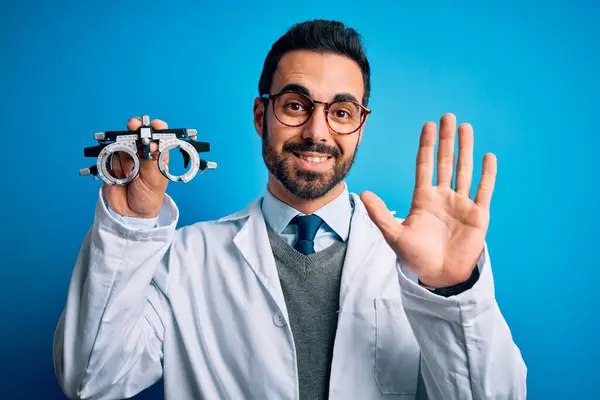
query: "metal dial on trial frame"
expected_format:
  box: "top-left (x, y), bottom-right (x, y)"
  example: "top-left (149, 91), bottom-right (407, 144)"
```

top-left (97, 141), bottom-right (140, 185)
top-left (157, 138), bottom-right (200, 183)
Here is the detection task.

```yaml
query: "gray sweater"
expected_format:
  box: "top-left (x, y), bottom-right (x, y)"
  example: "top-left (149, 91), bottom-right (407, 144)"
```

top-left (266, 225), bottom-right (349, 400)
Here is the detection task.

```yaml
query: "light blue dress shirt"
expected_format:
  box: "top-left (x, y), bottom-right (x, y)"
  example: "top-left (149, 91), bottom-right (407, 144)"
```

top-left (260, 183), bottom-right (354, 252)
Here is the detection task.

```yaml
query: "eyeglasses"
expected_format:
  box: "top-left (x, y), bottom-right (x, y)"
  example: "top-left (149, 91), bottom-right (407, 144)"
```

top-left (261, 91), bottom-right (371, 135)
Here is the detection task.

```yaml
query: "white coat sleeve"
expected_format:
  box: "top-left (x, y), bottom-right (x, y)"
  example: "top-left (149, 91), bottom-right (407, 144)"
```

top-left (396, 244), bottom-right (527, 400)
top-left (53, 188), bottom-right (179, 400)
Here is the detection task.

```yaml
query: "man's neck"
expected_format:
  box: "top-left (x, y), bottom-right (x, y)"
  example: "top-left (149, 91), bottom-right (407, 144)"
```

top-left (267, 176), bottom-right (346, 215)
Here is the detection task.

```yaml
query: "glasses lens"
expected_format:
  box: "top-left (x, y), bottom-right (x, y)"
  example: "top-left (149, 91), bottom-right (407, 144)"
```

top-left (272, 92), bottom-right (366, 134)
top-left (274, 92), bottom-right (313, 126)
top-left (327, 101), bottom-right (363, 134)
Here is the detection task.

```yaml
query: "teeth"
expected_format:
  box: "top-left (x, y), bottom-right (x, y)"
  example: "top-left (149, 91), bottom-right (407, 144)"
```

top-left (299, 155), bottom-right (328, 163)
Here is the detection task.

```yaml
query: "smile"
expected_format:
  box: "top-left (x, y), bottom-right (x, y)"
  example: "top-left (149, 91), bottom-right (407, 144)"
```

top-left (292, 152), bottom-right (333, 164)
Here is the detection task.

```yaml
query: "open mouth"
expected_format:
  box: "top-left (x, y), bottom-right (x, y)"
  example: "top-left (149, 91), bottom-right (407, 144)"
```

top-left (292, 152), bottom-right (333, 164)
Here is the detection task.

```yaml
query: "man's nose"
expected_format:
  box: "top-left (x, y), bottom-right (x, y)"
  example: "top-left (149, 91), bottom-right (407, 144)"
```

top-left (302, 104), bottom-right (332, 143)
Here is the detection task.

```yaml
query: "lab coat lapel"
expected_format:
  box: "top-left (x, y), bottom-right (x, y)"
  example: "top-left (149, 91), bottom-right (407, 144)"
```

top-left (231, 198), bottom-right (289, 318)
top-left (338, 194), bottom-right (383, 311)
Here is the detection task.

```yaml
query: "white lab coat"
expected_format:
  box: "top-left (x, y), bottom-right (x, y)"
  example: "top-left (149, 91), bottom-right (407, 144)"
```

top-left (53, 188), bottom-right (527, 400)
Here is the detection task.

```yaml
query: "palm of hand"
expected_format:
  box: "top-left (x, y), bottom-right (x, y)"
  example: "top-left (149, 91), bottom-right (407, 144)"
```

top-left (127, 172), bottom-right (167, 216)
top-left (395, 186), bottom-right (489, 287)
top-left (362, 113), bottom-right (497, 288)
top-left (105, 169), bottom-right (167, 218)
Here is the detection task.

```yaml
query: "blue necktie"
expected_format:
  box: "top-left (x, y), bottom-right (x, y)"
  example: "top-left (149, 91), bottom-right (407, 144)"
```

top-left (292, 214), bottom-right (323, 255)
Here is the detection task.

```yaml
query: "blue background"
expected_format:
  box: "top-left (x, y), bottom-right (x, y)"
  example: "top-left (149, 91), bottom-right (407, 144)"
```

top-left (1, 0), bottom-right (598, 398)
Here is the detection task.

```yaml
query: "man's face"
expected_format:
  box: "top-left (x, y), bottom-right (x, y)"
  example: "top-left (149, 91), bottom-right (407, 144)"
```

top-left (255, 50), bottom-right (367, 200)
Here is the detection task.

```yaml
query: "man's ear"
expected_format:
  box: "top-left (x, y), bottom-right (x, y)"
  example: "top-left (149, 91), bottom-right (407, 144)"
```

top-left (253, 97), bottom-right (266, 138)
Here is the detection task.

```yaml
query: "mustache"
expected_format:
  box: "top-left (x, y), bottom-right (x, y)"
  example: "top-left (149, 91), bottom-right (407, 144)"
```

top-left (283, 141), bottom-right (341, 158)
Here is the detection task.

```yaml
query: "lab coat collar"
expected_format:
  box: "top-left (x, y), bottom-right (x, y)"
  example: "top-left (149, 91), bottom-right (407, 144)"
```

top-left (337, 193), bottom-right (386, 310)
top-left (224, 196), bottom-right (289, 314)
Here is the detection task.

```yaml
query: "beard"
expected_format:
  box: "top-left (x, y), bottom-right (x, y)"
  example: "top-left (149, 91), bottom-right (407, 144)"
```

top-left (261, 125), bottom-right (358, 200)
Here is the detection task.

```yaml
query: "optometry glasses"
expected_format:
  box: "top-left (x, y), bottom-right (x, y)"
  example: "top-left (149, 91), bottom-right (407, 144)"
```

top-left (261, 91), bottom-right (371, 135)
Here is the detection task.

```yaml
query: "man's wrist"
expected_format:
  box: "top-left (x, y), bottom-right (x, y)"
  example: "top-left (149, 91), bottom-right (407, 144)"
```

top-left (418, 265), bottom-right (480, 297)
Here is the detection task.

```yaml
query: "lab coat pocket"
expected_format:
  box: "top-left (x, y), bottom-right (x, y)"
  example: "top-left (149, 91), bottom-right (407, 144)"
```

top-left (375, 298), bottom-right (420, 395)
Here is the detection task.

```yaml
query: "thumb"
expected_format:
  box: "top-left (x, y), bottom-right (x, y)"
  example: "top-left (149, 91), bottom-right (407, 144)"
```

top-left (360, 191), bottom-right (403, 244)
top-left (138, 142), bottom-right (169, 175)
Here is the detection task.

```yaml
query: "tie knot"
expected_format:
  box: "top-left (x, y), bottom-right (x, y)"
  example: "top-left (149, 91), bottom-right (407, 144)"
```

top-left (293, 214), bottom-right (323, 242)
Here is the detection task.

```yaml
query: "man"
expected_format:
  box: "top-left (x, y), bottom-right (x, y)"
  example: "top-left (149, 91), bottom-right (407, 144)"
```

top-left (53, 19), bottom-right (527, 400)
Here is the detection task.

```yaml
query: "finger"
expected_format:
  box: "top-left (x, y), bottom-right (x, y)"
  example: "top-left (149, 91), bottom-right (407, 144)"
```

top-left (455, 122), bottom-right (474, 197)
top-left (110, 152), bottom-right (136, 179)
top-left (138, 141), bottom-right (169, 165)
top-left (151, 119), bottom-right (168, 130)
top-left (119, 151), bottom-right (136, 178)
top-left (436, 113), bottom-right (456, 187)
top-left (127, 116), bottom-right (142, 131)
top-left (474, 153), bottom-right (497, 208)
top-left (110, 152), bottom-right (125, 179)
top-left (360, 191), bottom-right (403, 244)
top-left (415, 122), bottom-right (437, 189)
top-left (149, 119), bottom-right (168, 159)
top-left (135, 119), bottom-right (169, 162)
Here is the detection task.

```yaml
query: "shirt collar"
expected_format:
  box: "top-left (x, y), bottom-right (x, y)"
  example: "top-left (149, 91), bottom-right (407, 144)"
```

top-left (261, 182), bottom-right (353, 241)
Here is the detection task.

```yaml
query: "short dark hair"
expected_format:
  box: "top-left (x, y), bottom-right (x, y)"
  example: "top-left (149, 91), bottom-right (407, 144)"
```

top-left (258, 19), bottom-right (371, 106)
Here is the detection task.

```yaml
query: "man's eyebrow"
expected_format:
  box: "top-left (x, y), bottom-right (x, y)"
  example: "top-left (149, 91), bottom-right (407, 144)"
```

top-left (332, 93), bottom-right (360, 104)
top-left (279, 83), bottom-right (311, 96)
top-left (279, 83), bottom-right (360, 104)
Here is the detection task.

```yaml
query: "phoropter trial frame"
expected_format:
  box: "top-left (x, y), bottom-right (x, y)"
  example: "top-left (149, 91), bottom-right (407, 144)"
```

top-left (79, 115), bottom-right (216, 185)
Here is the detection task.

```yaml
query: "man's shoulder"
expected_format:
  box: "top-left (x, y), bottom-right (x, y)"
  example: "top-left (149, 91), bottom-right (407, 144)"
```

top-left (178, 196), bottom-right (261, 234)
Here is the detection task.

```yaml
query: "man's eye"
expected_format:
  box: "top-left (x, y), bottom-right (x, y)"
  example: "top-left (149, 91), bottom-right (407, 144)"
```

top-left (286, 102), bottom-right (305, 112)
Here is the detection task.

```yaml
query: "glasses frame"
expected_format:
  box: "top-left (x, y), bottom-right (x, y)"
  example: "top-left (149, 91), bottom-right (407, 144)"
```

top-left (261, 91), bottom-right (371, 135)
